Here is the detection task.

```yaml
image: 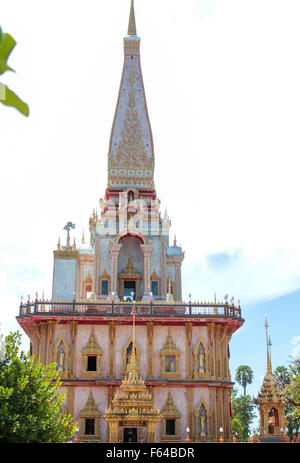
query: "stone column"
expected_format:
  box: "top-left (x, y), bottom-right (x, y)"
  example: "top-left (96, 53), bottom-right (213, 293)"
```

top-left (109, 244), bottom-right (122, 300)
top-left (141, 243), bottom-right (153, 301)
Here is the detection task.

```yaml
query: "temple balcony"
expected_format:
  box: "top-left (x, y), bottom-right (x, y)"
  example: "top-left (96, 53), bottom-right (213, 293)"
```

top-left (17, 298), bottom-right (243, 321)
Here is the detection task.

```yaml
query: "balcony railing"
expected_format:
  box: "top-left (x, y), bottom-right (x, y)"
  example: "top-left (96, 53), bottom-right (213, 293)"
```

top-left (18, 299), bottom-right (242, 319)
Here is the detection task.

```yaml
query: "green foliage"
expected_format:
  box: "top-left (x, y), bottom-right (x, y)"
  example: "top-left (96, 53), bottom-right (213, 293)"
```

top-left (0, 331), bottom-right (77, 443)
top-left (231, 388), bottom-right (256, 442)
top-left (273, 363), bottom-right (300, 439)
top-left (235, 365), bottom-right (254, 396)
top-left (273, 366), bottom-right (292, 387)
top-left (284, 360), bottom-right (300, 434)
top-left (0, 26), bottom-right (29, 116)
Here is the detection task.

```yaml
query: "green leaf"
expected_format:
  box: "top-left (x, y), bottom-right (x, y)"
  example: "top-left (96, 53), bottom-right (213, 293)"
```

top-left (0, 30), bottom-right (16, 75)
top-left (0, 83), bottom-right (29, 116)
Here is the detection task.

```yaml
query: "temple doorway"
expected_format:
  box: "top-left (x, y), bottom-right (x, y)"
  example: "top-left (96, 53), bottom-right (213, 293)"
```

top-left (123, 428), bottom-right (138, 443)
top-left (124, 281), bottom-right (136, 301)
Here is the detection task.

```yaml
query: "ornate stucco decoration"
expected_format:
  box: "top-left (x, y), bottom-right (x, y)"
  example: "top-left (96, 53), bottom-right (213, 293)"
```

top-left (79, 390), bottom-right (101, 441)
top-left (160, 393), bottom-right (181, 442)
top-left (160, 329), bottom-right (181, 379)
top-left (81, 328), bottom-right (103, 379)
top-left (108, 7), bottom-right (154, 190)
top-left (103, 327), bottom-right (162, 443)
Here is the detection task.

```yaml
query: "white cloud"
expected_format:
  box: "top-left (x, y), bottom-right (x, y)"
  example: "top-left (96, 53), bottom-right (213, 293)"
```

top-left (1, 0), bottom-right (300, 322)
top-left (182, 246), bottom-right (300, 305)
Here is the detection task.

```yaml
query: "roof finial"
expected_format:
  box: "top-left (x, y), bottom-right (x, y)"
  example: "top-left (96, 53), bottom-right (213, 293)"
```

top-left (264, 315), bottom-right (272, 374)
top-left (128, 0), bottom-right (137, 36)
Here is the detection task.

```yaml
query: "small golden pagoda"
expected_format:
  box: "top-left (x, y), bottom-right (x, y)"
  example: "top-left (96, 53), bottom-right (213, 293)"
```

top-left (253, 316), bottom-right (287, 441)
top-left (103, 305), bottom-right (162, 443)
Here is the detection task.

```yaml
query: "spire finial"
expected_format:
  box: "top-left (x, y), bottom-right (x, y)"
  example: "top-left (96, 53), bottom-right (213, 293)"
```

top-left (127, 303), bottom-right (138, 374)
top-left (128, 0), bottom-right (137, 36)
top-left (264, 315), bottom-right (272, 374)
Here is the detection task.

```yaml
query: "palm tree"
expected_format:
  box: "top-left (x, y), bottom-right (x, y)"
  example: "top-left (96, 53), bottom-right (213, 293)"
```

top-left (235, 365), bottom-right (254, 396)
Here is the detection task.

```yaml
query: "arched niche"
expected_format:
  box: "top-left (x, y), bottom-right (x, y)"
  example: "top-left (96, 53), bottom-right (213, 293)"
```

top-left (193, 335), bottom-right (210, 379)
top-left (194, 398), bottom-right (210, 441)
top-left (54, 336), bottom-right (70, 379)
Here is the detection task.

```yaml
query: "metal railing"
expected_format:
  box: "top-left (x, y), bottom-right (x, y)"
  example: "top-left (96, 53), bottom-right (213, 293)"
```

top-left (18, 299), bottom-right (242, 319)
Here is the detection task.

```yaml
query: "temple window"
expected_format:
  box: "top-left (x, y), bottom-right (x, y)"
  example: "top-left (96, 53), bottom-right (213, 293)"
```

top-left (150, 271), bottom-right (161, 297)
top-left (151, 280), bottom-right (159, 296)
top-left (101, 280), bottom-right (109, 295)
top-left (85, 419), bottom-right (95, 436)
top-left (161, 393), bottom-right (181, 442)
top-left (81, 329), bottom-right (102, 379)
top-left (160, 330), bottom-right (181, 379)
top-left (166, 419), bottom-right (176, 436)
top-left (165, 356), bottom-right (176, 373)
top-left (99, 270), bottom-right (111, 296)
top-left (87, 355), bottom-right (97, 372)
top-left (79, 391), bottom-right (101, 442)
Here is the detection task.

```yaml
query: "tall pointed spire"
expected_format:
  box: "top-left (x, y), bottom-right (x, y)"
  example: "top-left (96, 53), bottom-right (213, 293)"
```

top-left (107, 0), bottom-right (155, 192)
top-left (264, 315), bottom-right (272, 374)
top-left (128, 0), bottom-right (137, 36)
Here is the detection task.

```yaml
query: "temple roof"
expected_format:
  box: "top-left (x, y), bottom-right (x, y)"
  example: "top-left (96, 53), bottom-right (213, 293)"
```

top-left (254, 316), bottom-right (286, 406)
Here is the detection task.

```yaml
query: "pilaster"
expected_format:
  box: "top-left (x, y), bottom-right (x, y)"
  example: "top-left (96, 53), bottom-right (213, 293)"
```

top-left (147, 322), bottom-right (154, 378)
top-left (108, 322), bottom-right (116, 378)
top-left (185, 322), bottom-right (193, 379)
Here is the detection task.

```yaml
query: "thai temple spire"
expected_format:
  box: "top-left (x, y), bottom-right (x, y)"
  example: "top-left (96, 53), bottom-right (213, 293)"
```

top-left (264, 315), bottom-right (272, 374)
top-left (253, 316), bottom-right (287, 440)
top-left (128, 0), bottom-right (137, 36)
top-left (107, 0), bottom-right (155, 192)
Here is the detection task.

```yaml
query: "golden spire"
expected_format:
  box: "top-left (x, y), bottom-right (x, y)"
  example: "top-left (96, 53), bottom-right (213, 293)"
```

top-left (82, 229), bottom-right (85, 244)
top-left (128, 0), bottom-right (137, 36)
top-left (264, 315), bottom-right (272, 374)
top-left (127, 303), bottom-right (138, 374)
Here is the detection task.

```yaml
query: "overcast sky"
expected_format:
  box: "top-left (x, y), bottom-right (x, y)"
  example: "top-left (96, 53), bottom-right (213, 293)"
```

top-left (1, 1), bottom-right (300, 417)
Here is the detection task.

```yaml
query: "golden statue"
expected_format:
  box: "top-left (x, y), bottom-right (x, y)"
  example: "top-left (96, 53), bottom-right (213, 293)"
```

top-left (200, 413), bottom-right (206, 436)
top-left (58, 350), bottom-right (65, 372)
top-left (199, 350), bottom-right (205, 373)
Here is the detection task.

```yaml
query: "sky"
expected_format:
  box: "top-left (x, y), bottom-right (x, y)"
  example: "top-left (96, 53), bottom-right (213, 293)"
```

top-left (1, 0), bottom-right (300, 429)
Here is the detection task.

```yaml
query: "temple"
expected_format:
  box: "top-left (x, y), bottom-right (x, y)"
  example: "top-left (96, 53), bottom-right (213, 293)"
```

top-left (16, 0), bottom-right (244, 443)
top-left (253, 316), bottom-right (287, 442)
